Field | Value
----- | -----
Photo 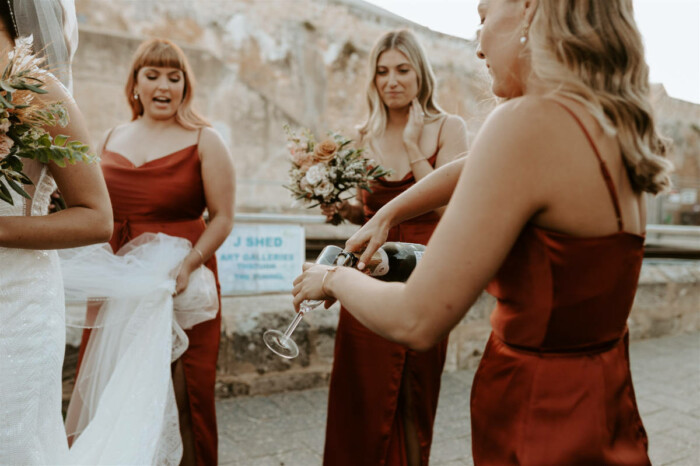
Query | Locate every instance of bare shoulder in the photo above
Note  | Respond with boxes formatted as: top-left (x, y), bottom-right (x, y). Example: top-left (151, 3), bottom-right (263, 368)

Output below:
top-left (488, 96), bottom-right (564, 131)
top-left (101, 122), bottom-right (134, 149)
top-left (199, 126), bottom-right (226, 148)
top-left (199, 126), bottom-right (231, 161)
top-left (438, 113), bottom-right (467, 140)
top-left (38, 73), bottom-right (74, 104)
top-left (476, 96), bottom-right (573, 161)
top-left (442, 113), bottom-right (467, 131)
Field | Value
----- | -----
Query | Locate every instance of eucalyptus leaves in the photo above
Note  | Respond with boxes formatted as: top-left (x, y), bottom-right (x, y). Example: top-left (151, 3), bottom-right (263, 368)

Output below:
top-left (0, 37), bottom-right (93, 205)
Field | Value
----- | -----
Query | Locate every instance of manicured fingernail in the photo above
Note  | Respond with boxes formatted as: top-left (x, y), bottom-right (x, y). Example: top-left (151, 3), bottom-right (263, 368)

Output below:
top-left (358, 262), bottom-right (365, 270)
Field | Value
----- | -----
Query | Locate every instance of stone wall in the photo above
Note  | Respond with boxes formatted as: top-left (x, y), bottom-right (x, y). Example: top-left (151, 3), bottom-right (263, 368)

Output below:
top-left (71, 0), bottom-right (493, 213)
top-left (70, 1), bottom-right (699, 219)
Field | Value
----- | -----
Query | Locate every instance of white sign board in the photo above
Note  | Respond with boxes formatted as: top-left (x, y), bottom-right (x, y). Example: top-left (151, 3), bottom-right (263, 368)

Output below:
top-left (680, 189), bottom-right (697, 205)
top-left (216, 224), bottom-right (305, 295)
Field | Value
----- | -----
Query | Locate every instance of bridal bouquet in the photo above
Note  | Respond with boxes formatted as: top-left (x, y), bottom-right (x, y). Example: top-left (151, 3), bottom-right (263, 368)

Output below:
top-left (284, 125), bottom-right (391, 225)
top-left (0, 38), bottom-right (92, 205)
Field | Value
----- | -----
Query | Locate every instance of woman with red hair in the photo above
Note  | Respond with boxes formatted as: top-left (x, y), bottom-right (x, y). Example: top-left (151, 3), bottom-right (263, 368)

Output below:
top-left (76, 38), bottom-right (235, 465)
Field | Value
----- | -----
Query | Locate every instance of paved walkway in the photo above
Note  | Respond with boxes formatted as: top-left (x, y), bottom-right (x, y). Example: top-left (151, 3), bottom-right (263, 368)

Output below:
top-left (217, 332), bottom-right (700, 465)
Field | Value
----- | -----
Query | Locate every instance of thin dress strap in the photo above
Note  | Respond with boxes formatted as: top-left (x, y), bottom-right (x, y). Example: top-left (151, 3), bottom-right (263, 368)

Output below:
top-left (550, 100), bottom-right (624, 231)
top-left (101, 127), bottom-right (116, 154)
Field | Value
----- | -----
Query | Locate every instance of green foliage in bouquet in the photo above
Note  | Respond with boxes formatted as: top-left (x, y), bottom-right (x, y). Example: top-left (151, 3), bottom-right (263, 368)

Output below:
top-left (284, 125), bottom-right (392, 225)
top-left (0, 38), bottom-right (94, 205)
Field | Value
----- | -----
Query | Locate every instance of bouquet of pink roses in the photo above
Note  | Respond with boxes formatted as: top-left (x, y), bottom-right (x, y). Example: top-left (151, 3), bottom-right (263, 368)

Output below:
top-left (284, 125), bottom-right (391, 225)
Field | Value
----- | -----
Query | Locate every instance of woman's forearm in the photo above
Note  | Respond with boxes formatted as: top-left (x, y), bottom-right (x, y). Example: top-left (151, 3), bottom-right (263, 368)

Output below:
top-left (0, 206), bottom-right (113, 249)
top-left (383, 157), bottom-right (465, 228)
top-left (326, 267), bottom-right (414, 342)
top-left (180, 214), bottom-right (233, 270)
top-left (404, 142), bottom-right (433, 181)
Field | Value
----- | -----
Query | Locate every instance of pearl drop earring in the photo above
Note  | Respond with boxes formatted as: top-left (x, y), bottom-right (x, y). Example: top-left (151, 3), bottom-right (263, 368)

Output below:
top-left (520, 24), bottom-right (529, 45)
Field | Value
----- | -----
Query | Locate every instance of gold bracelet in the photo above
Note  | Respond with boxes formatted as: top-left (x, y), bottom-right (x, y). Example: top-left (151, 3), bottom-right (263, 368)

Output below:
top-left (193, 246), bottom-right (205, 264)
top-left (409, 157), bottom-right (427, 165)
top-left (321, 266), bottom-right (339, 296)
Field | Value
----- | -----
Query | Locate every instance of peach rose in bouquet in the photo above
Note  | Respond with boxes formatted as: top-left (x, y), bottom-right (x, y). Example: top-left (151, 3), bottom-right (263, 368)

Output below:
top-left (313, 139), bottom-right (337, 163)
top-left (284, 125), bottom-right (391, 225)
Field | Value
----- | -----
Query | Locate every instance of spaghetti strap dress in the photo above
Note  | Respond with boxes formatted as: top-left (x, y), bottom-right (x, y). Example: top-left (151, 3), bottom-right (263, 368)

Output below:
top-left (76, 129), bottom-right (221, 466)
top-left (324, 131), bottom-right (449, 465)
top-left (472, 102), bottom-right (650, 465)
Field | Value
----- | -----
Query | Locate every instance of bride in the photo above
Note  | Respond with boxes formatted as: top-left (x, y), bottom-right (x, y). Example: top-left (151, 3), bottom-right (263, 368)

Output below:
top-left (1, 2), bottom-right (223, 465)
top-left (0, 0), bottom-right (113, 463)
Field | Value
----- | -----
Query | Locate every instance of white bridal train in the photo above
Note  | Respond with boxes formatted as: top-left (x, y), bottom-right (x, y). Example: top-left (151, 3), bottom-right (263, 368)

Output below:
top-left (61, 233), bottom-right (217, 464)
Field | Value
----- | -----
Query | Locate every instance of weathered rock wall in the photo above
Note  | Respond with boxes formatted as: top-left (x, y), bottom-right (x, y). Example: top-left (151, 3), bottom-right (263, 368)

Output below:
top-left (72, 0), bottom-right (492, 212)
top-left (71, 1), bottom-right (699, 217)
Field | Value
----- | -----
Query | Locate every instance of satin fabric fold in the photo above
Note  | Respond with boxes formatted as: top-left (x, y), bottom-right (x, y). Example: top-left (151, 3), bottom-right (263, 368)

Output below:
top-left (474, 101), bottom-right (650, 465)
top-left (324, 152), bottom-right (447, 466)
top-left (76, 144), bottom-right (222, 465)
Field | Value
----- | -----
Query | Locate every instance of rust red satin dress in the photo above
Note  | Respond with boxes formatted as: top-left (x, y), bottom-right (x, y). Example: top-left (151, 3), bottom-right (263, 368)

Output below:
top-left (324, 152), bottom-right (448, 466)
top-left (76, 139), bottom-right (221, 466)
top-left (473, 103), bottom-right (650, 464)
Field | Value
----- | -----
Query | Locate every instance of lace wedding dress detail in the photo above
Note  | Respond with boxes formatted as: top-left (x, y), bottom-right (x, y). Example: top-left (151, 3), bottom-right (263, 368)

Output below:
top-left (0, 161), bottom-right (69, 463)
top-left (0, 160), bottom-right (218, 465)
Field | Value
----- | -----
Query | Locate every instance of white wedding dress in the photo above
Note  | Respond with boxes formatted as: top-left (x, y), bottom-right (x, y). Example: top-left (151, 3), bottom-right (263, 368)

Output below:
top-left (0, 161), bottom-right (69, 463)
top-left (0, 160), bottom-right (218, 465)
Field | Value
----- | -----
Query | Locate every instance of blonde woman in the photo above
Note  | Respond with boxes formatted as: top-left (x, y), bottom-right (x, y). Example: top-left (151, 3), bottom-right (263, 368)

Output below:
top-left (75, 39), bottom-right (235, 465)
top-left (321, 29), bottom-right (468, 466)
top-left (295, 0), bottom-right (670, 463)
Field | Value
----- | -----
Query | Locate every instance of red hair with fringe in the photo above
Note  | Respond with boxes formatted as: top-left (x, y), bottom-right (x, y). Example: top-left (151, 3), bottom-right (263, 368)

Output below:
top-left (125, 38), bottom-right (210, 130)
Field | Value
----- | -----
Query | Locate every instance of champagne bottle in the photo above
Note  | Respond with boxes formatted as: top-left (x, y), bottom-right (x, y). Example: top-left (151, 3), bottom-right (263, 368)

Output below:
top-left (336, 242), bottom-right (426, 282)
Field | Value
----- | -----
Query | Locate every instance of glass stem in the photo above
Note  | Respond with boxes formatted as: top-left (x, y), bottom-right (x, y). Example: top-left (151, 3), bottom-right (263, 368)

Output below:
top-left (282, 302), bottom-right (309, 339)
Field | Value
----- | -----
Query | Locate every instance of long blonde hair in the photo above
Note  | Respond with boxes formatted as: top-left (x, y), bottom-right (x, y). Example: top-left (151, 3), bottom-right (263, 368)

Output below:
top-left (526, 0), bottom-right (672, 194)
top-left (125, 38), bottom-right (210, 130)
top-left (358, 30), bottom-right (445, 141)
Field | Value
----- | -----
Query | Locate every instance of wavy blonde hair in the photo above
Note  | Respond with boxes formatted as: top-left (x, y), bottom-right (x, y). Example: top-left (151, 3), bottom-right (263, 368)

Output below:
top-left (125, 38), bottom-right (210, 130)
top-left (527, 0), bottom-right (672, 194)
top-left (358, 29), bottom-right (445, 141)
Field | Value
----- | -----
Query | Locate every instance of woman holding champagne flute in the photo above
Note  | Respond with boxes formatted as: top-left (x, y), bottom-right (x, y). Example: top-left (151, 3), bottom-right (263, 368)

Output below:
top-left (296, 0), bottom-right (669, 463)
top-left (320, 29), bottom-right (468, 465)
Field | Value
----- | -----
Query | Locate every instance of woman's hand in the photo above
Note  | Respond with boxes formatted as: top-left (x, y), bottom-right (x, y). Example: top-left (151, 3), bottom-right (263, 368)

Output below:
top-left (345, 209), bottom-right (392, 270)
top-left (403, 98), bottom-right (425, 149)
top-left (174, 248), bottom-right (204, 296)
top-left (174, 261), bottom-right (196, 296)
top-left (321, 201), bottom-right (350, 223)
top-left (292, 263), bottom-right (335, 311)
top-left (321, 199), bottom-right (365, 225)
top-left (48, 190), bottom-right (66, 213)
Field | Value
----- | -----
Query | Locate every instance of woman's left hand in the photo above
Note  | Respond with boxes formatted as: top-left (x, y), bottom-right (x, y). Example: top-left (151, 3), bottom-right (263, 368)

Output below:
top-left (174, 262), bottom-right (195, 296)
top-left (292, 263), bottom-right (335, 311)
top-left (402, 98), bottom-right (425, 148)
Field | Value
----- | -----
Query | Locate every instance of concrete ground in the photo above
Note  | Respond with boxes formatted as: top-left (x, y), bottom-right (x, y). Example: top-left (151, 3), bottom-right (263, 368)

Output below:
top-left (217, 332), bottom-right (700, 465)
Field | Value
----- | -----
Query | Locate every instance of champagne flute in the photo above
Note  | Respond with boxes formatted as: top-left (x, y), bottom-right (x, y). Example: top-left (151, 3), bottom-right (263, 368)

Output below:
top-left (264, 245), bottom-right (345, 359)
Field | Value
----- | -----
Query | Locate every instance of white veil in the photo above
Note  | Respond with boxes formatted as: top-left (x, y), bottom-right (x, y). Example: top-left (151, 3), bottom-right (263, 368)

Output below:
top-left (11, 0), bottom-right (78, 93)
top-left (59, 233), bottom-right (219, 465)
